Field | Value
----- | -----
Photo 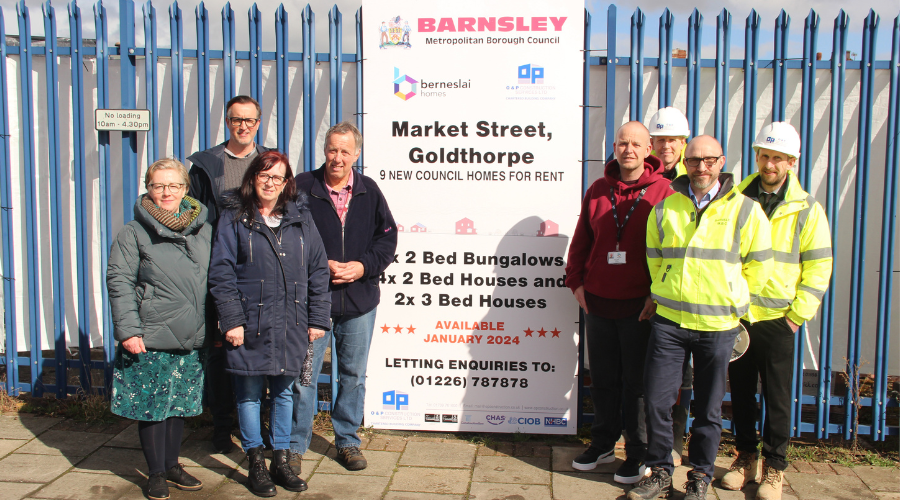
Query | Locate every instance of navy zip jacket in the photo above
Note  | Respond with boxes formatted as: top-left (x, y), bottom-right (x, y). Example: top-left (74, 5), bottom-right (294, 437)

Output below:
top-left (209, 191), bottom-right (331, 377)
top-left (295, 165), bottom-right (398, 318)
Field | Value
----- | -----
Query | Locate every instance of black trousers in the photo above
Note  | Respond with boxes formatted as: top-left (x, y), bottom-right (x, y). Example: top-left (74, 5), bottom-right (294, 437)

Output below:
top-left (729, 317), bottom-right (796, 471)
top-left (206, 342), bottom-right (234, 434)
top-left (644, 316), bottom-right (738, 480)
top-left (585, 311), bottom-right (650, 460)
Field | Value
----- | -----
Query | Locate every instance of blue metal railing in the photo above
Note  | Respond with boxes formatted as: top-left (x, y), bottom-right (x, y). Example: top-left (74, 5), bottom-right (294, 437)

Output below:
top-left (0, 2), bottom-right (896, 440)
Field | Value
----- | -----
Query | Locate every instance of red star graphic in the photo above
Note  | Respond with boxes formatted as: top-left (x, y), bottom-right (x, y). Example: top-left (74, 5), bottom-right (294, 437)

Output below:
top-left (381, 324), bottom-right (390, 333)
top-left (551, 328), bottom-right (561, 338)
top-left (393, 325), bottom-right (403, 333)
top-left (537, 328), bottom-right (547, 337)
top-left (407, 325), bottom-right (416, 334)
top-left (524, 328), bottom-right (533, 337)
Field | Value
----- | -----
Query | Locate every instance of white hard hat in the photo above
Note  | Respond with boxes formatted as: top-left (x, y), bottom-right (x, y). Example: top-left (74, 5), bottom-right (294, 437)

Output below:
top-left (753, 122), bottom-right (801, 158)
top-left (648, 107), bottom-right (691, 138)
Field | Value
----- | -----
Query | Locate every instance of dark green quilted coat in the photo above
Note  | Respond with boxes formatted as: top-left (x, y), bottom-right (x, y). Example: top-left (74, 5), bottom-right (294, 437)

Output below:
top-left (107, 196), bottom-right (212, 350)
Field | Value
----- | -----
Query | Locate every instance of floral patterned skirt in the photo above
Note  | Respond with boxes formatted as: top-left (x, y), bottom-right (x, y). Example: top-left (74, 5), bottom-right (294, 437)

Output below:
top-left (111, 345), bottom-right (206, 421)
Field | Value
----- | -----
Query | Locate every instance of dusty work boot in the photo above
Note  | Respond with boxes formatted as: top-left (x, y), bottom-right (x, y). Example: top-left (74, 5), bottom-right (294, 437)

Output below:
top-left (683, 471), bottom-right (710, 500)
top-left (756, 460), bottom-right (784, 500)
top-left (337, 446), bottom-right (368, 471)
top-left (720, 451), bottom-right (760, 490)
top-left (627, 466), bottom-right (672, 500)
top-left (246, 445), bottom-right (276, 497)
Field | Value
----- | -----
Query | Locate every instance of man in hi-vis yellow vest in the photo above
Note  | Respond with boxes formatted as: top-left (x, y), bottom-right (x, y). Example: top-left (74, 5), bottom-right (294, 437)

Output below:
top-left (721, 122), bottom-right (833, 500)
top-left (629, 136), bottom-right (773, 500)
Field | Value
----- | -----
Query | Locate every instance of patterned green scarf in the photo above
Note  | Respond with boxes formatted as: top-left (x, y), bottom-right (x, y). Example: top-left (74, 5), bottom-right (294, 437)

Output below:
top-left (141, 195), bottom-right (200, 232)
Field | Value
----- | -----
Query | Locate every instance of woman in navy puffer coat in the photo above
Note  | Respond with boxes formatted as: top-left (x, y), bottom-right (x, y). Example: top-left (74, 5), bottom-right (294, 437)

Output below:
top-left (209, 150), bottom-right (330, 497)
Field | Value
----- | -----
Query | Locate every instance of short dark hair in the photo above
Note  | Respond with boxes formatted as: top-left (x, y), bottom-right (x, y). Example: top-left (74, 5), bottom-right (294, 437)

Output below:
top-left (226, 95), bottom-right (261, 119)
top-left (236, 150), bottom-right (296, 219)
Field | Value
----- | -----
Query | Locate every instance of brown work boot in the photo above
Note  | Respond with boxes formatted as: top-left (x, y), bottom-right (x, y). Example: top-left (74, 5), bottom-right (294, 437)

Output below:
top-left (756, 460), bottom-right (784, 500)
top-left (720, 451), bottom-right (760, 490)
top-left (336, 446), bottom-right (368, 471)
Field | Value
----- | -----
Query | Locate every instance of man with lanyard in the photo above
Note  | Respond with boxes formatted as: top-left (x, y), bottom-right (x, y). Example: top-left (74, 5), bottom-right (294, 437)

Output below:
top-left (187, 95), bottom-right (269, 454)
top-left (648, 107), bottom-right (690, 181)
top-left (292, 122), bottom-right (398, 472)
top-left (722, 122), bottom-right (832, 500)
top-left (566, 121), bottom-right (673, 484)
top-left (630, 136), bottom-right (773, 500)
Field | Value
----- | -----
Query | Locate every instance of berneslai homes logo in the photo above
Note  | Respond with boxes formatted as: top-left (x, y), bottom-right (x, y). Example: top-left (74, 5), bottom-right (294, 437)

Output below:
top-left (393, 67), bottom-right (472, 101)
top-left (379, 15), bottom-right (413, 49)
top-left (506, 63), bottom-right (556, 101)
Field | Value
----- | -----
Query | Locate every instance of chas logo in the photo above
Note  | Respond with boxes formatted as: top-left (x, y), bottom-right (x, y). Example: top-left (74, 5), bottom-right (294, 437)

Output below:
top-left (485, 414), bottom-right (506, 425)
top-left (518, 64), bottom-right (544, 84)
top-left (382, 390), bottom-right (409, 410)
top-left (394, 68), bottom-right (418, 101)
top-left (544, 417), bottom-right (568, 427)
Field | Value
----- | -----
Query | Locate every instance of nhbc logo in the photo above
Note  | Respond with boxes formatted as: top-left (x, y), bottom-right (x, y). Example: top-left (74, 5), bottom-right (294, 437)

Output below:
top-left (394, 67), bottom-right (418, 101)
top-left (382, 390), bottom-right (409, 410)
top-left (544, 417), bottom-right (568, 427)
top-left (518, 64), bottom-right (544, 84)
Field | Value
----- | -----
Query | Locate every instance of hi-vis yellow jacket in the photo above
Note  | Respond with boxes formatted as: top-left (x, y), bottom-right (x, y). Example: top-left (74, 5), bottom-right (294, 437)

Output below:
top-left (738, 171), bottom-right (833, 324)
top-left (646, 173), bottom-right (774, 331)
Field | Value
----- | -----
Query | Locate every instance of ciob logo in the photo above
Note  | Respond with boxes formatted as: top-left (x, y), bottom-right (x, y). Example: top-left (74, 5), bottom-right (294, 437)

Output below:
top-left (508, 416), bottom-right (541, 426)
top-left (518, 64), bottom-right (544, 84)
top-left (382, 390), bottom-right (409, 410)
top-left (486, 415), bottom-right (506, 425)
top-left (394, 67), bottom-right (418, 101)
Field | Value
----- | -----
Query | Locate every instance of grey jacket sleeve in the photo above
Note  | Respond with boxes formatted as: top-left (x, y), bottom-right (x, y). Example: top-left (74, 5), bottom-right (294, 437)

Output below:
top-left (106, 224), bottom-right (143, 342)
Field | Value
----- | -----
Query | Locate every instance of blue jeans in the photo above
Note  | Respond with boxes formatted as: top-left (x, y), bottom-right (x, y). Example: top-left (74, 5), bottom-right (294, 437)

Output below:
top-left (290, 308), bottom-right (377, 453)
top-left (234, 374), bottom-right (295, 452)
top-left (644, 315), bottom-right (738, 481)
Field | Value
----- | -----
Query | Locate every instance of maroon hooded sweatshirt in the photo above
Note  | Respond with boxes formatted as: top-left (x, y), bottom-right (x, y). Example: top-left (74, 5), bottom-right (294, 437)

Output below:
top-left (565, 154), bottom-right (674, 318)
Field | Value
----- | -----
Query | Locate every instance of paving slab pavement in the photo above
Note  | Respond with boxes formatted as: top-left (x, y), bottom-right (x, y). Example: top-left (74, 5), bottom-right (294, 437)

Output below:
top-left (0, 414), bottom-right (895, 500)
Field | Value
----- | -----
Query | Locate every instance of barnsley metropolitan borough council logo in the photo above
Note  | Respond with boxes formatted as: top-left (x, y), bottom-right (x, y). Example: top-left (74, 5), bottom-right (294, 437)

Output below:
top-left (394, 67), bottom-right (418, 101)
top-left (379, 15), bottom-right (412, 49)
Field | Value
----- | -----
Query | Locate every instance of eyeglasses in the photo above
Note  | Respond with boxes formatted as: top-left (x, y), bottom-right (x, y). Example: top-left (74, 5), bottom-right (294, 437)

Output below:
top-left (147, 183), bottom-right (185, 194)
top-left (257, 172), bottom-right (286, 186)
top-left (227, 117), bottom-right (260, 127)
top-left (684, 156), bottom-right (723, 168)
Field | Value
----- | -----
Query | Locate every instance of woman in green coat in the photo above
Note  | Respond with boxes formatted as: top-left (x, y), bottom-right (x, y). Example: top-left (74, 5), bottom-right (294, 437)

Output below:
top-left (107, 158), bottom-right (212, 500)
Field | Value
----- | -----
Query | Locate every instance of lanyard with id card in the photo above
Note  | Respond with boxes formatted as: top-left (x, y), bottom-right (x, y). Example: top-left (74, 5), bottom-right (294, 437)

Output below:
top-left (607, 186), bottom-right (646, 265)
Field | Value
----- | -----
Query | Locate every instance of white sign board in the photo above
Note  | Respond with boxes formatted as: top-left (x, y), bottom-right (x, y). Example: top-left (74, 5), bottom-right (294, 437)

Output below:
top-left (94, 109), bottom-right (151, 131)
top-left (362, 0), bottom-right (584, 434)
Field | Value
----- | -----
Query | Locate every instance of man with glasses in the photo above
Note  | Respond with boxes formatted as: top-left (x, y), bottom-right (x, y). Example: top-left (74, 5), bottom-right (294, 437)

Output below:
top-left (629, 136), bottom-right (773, 500)
top-left (188, 95), bottom-right (270, 454)
top-left (291, 122), bottom-right (397, 472)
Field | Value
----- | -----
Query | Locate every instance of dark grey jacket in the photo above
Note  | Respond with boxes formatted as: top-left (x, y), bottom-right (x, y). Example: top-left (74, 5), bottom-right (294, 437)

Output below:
top-left (107, 196), bottom-right (213, 350)
top-left (187, 142), bottom-right (271, 226)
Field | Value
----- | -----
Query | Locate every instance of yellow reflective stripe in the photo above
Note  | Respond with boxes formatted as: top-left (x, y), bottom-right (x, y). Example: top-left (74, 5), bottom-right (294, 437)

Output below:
top-left (655, 204), bottom-right (666, 244)
top-left (800, 247), bottom-right (832, 262)
top-left (743, 248), bottom-right (774, 264)
top-left (773, 251), bottom-right (799, 264)
top-left (753, 296), bottom-right (794, 308)
top-left (659, 247), bottom-right (741, 262)
top-left (652, 293), bottom-right (749, 318)
top-left (798, 283), bottom-right (827, 300)
top-left (734, 195), bottom-right (754, 254)
top-left (647, 247), bottom-right (663, 258)
top-left (791, 196), bottom-right (816, 255)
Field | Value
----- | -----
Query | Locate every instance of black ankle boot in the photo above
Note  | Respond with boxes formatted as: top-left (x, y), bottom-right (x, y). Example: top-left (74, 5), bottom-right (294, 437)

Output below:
top-left (246, 446), bottom-right (276, 497)
top-left (270, 449), bottom-right (308, 492)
